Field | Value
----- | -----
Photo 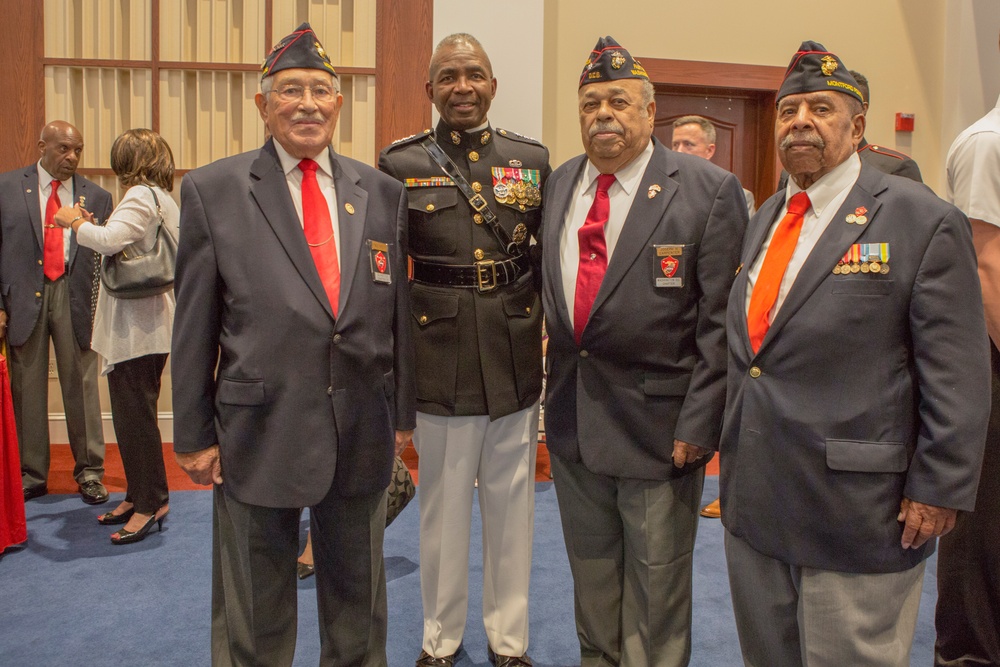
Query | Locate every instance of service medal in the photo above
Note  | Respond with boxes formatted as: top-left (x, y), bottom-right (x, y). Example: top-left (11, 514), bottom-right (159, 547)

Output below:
top-left (494, 182), bottom-right (510, 200)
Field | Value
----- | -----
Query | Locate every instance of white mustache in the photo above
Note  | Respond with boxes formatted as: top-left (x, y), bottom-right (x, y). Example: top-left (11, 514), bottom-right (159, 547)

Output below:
top-left (589, 121), bottom-right (623, 138)
top-left (780, 133), bottom-right (825, 150)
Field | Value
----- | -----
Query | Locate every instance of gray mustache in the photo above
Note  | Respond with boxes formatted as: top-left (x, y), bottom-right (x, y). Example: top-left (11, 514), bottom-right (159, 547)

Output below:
top-left (779, 133), bottom-right (825, 150)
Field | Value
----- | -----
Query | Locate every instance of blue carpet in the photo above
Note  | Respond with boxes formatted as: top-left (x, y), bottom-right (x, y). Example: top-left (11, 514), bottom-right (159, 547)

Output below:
top-left (0, 478), bottom-right (937, 666)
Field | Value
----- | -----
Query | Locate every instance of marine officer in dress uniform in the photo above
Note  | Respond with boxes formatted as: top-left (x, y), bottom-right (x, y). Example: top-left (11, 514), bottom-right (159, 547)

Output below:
top-left (851, 70), bottom-right (923, 182)
top-left (378, 32), bottom-right (550, 667)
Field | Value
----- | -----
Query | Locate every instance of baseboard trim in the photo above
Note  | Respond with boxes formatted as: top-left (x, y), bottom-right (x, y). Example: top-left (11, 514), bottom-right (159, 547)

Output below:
top-left (47, 412), bottom-right (174, 444)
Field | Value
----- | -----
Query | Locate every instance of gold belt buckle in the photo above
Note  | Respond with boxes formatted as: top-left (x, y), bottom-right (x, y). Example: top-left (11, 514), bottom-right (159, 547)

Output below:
top-left (469, 194), bottom-right (488, 212)
top-left (475, 259), bottom-right (497, 292)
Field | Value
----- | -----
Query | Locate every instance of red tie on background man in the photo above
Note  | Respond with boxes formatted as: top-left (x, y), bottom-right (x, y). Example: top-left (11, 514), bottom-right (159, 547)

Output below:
top-left (574, 173), bottom-right (616, 344)
top-left (298, 159), bottom-right (341, 315)
top-left (747, 191), bottom-right (811, 352)
top-left (43, 179), bottom-right (65, 281)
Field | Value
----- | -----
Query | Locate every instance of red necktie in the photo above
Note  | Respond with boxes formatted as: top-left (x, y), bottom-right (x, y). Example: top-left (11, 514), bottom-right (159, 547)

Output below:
top-left (574, 173), bottom-right (616, 344)
top-left (747, 191), bottom-right (811, 352)
top-left (298, 159), bottom-right (341, 315)
top-left (43, 179), bottom-right (65, 281)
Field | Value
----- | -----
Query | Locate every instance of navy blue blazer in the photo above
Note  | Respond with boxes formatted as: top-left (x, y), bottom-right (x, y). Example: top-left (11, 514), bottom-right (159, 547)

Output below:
top-left (0, 165), bottom-right (113, 348)
top-left (171, 140), bottom-right (415, 507)
top-left (721, 165), bottom-right (990, 573)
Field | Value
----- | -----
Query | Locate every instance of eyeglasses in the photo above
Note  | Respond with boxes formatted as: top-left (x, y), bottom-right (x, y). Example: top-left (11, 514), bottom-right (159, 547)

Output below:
top-left (269, 84), bottom-right (337, 103)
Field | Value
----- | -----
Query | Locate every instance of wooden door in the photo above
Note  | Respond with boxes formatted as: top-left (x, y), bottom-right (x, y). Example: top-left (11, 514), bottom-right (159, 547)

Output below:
top-left (637, 57), bottom-right (786, 210)
top-left (654, 86), bottom-right (778, 206)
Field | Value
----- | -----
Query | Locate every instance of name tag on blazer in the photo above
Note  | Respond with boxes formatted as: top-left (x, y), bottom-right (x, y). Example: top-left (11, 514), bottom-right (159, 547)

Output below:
top-left (654, 244), bottom-right (685, 288)
top-left (369, 240), bottom-right (391, 284)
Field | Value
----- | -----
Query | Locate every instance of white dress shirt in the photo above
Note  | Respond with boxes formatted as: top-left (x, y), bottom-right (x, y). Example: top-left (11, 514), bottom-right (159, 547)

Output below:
top-left (560, 141), bottom-right (655, 330)
top-left (273, 140), bottom-right (342, 268)
top-left (745, 152), bottom-right (861, 320)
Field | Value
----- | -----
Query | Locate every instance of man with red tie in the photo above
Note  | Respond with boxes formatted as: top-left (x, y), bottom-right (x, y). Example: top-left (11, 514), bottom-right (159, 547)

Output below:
top-left (172, 24), bottom-right (414, 665)
top-left (720, 41), bottom-right (990, 665)
top-left (539, 37), bottom-right (747, 666)
top-left (0, 121), bottom-right (113, 505)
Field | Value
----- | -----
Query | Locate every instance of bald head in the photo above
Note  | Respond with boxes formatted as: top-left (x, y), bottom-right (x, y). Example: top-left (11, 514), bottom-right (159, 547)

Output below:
top-left (38, 121), bottom-right (84, 182)
top-left (429, 33), bottom-right (493, 80)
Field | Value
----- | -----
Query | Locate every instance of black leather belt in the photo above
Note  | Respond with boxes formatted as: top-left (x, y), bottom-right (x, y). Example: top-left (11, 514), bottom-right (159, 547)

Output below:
top-left (411, 255), bottom-right (529, 292)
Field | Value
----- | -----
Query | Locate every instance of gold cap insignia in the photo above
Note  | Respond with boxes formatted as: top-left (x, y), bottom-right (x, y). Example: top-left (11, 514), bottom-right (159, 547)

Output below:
top-left (820, 55), bottom-right (838, 76)
top-left (611, 51), bottom-right (626, 70)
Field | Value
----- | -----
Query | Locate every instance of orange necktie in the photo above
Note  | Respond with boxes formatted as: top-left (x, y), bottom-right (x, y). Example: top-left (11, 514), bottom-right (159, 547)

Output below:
top-left (298, 159), bottom-right (341, 315)
top-left (43, 179), bottom-right (65, 281)
top-left (747, 191), bottom-right (811, 352)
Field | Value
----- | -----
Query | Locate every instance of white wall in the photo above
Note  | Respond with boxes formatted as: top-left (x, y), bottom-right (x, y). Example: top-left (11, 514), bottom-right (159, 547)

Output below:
top-left (941, 0), bottom-right (1000, 181)
top-left (432, 0), bottom-right (545, 141)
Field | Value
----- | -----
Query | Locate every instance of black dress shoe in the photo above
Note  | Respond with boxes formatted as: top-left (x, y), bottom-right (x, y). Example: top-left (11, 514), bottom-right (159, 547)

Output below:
top-left (297, 562), bottom-right (315, 580)
top-left (415, 650), bottom-right (455, 666)
top-left (488, 646), bottom-right (533, 667)
top-left (79, 480), bottom-right (109, 505)
top-left (23, 485), bottom-right (47, 501)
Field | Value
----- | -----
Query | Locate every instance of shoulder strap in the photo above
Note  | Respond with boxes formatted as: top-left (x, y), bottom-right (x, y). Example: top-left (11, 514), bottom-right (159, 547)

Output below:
top-left (418, 134), bottom-right (519, 256)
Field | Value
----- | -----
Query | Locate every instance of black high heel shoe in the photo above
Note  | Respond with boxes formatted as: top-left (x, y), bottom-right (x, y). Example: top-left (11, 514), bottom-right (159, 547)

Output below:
top-left (97, 507), bottom-right (135, 525)
top-left (110, 510), bottom-right (167, 545)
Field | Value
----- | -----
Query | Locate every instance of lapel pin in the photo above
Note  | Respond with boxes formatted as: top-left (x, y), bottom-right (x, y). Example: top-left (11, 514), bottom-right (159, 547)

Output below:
top-left (345, 203), bottom-right (355, 215)
top-left (648, 184), bottom-right (662, 199)
top-left (25, 189), bottom-right (31, 194)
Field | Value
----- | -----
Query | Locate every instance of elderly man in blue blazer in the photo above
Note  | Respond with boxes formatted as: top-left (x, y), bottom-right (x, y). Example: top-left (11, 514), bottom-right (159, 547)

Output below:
top-left (171, 24), bottom-right (415, 666)
top-left (720, 41), bottom-right (990, 666)
top-left (541, 37), bottom-right (747, 666)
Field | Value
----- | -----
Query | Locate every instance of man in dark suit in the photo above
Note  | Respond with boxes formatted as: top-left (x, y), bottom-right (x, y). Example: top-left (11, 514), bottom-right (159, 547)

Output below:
top-left (171, 24), bottom-right (414, 666)
top-left (541, 37), bottom-right (746, 666)
top-left (379, 33), bottom-right (549, 667)
top-left (0, 120), bottom-right (113, 504)
top-left (721, 41), bottom-right (990, 666)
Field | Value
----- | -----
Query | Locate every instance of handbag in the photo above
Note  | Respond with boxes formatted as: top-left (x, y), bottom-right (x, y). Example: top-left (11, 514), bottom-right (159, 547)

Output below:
top-left (101, 185), bottom-right (177, 299)
top-left (385, 455), bottom-right (415, 527)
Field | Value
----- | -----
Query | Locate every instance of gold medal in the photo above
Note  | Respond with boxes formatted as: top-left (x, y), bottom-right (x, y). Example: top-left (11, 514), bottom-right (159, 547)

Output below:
top-left (850, 263), bottom-right (860, 273)
top-left (869, 261), bottom-right (881, 273)
top-left (832, 264), bottom-right (842, 275)
top-left (512, 181), bottom-right (526, 199)
top-left (860, 262), bottom-right (870, 273)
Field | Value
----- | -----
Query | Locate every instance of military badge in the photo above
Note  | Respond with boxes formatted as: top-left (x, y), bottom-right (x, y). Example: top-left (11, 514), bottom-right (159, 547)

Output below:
top-left (509, 159), bottom-right (522, 168)
top-left (512, 223), bottom-right (528, 244)
top-left (820, 55), bottom-right (838, 76)
top-left (481, 130), bottom-right (491, 145)
top-left (369, 240), bottom-right (391, 284)
top-left (451, 131), bottom-right (461, 145)
top-left (611, 51), bottom-right (627, 70)
top-left (654, 245), bottom-right (684, 287)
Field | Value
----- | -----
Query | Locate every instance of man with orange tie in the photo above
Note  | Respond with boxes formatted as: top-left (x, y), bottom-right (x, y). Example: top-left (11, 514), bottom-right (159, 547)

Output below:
top-left (720, 41), bottom-right (990, 665)
top-left (540, 37), bottom-right (746, 666)
top-left (171, 24), bottom-right (414, 665)
top-left (0, 120), bottom-right (113, 505)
